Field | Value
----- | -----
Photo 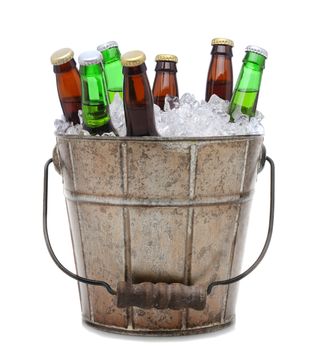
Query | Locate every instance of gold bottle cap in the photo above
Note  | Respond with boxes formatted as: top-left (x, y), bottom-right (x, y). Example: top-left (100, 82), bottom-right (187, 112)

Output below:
top-left (211, 38), bottom-right (234, 47)
top-left (51, 48), bottom-right (74, 65)
top-left (155, 54), bottom-right (178, 63)
top-left (121, 50), bottom-right (146, 67)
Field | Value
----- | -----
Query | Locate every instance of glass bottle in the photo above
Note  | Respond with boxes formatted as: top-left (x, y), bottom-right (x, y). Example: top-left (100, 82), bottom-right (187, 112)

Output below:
top-left (97, 41), bottom-right (123, 103)
top-left (229, 45), bottom-right (268, 121)
top-left (121, 50), bottom-right (159, 136)
top-left (152, 54), bottom-right (179, 110)
top-left (51, 48), bottom-right (81, 124)
top-left (78, 50), bottom-right (117, 135)
top-left (205, 38), bottom-right (233, 102)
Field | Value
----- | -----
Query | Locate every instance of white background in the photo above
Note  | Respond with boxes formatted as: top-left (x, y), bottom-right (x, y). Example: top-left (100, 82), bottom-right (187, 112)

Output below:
top-left (1, 0), bottom-right (320, 348)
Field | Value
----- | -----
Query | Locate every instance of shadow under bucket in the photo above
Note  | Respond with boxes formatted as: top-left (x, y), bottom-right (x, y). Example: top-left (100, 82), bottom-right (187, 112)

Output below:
top-left (43, 134), bottom-right (274, 336)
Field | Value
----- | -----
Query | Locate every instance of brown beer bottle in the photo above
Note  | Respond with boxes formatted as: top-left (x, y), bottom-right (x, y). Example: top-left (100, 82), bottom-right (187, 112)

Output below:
top-left (205, 38), bottom-right (234, 102)
top-left (152, 54), bottom-right (179, 110)
top-left (121, 50), bottom-right (159, 136)
top-left (51, 48), bottom-right (81, 124)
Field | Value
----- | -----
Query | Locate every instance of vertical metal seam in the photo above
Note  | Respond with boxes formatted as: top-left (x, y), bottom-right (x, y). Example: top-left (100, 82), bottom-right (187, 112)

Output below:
top-left (189, 144), bottom-right (198, 199)
top-left (121, 143), bottom-right (134, 329)
top-left (121, 143), bottom-right (128, 195)
top-left (239, 141), bottom-right (249, 194)
top-left (68, 141), bottom-right (93, 321)
top-left (183, 144), bottom-right (198, 330)
top-left (222, 140), bottom-right (249, 323)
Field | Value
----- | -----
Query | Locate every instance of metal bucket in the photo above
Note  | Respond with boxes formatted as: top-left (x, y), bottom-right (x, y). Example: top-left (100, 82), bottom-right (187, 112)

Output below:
top-left (43, 134), bottom-right (274, 336)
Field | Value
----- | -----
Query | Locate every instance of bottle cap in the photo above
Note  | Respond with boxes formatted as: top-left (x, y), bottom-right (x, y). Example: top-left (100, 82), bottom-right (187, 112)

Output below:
top-left (78, 50), bottom-right (103, 66)
top-left (121, 50), bottom-right (146, 67)
top-left (51, 48), bottom-right (74, 65)
top-left (155, 54), bottom-right (178, 63)
top-left (245, 45), bottom-right (268, 58)
top-left (97, 41), bottom-right (119, 52)
top-left (211, 38), bottom-right (234, 47)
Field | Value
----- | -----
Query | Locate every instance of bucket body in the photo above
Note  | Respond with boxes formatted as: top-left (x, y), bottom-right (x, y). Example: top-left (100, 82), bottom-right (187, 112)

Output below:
top-left (55, 134), bottom-right (263, 335)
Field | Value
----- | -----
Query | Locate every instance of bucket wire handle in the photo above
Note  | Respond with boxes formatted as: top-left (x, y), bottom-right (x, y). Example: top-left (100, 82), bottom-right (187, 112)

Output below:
top-left (206, 155), bottom-right (275, 295)
top-left (43, 151), bottom-right (275, 310)
top-left (43, 158), bottom-right (117, 296)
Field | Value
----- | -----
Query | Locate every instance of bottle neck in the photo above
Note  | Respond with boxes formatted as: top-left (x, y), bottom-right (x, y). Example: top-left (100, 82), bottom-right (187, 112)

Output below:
top-left (211, 45), bottom-right (233, 57)
top-left (234, 52), bottom-right (266, 91)
top-left (123, 63), bottom-right (147, 76)
top-left (235, 62), bottom-right (263, 92)
top-left (53, 59), bottom-right (77, 73)
top-left (80, 63), bottom-right (103, 76)
top-left (101, 47), bottom-right (121, 63)
top-left (243, 52), bottom-right (266, 69)
top-left (155, 61), bottom-right (177, 73)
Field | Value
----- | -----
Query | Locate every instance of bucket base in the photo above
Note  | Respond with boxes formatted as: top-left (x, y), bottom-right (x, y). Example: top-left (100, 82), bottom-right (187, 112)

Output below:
top-left (83, 316), bottom-right (235, 337)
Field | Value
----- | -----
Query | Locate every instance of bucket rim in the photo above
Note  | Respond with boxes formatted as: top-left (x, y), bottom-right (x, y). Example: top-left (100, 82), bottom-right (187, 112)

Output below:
top-left (55, 133), bottom-right (264, 143)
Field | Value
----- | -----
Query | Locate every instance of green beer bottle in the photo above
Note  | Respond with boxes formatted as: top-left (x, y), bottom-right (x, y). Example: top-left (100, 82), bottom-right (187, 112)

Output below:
top-left (97, 41), bottom-right (123, 103)
top-left (229, 45), bottom-right (268, 121)
top-left (78, 50), bottom-right (117, 135)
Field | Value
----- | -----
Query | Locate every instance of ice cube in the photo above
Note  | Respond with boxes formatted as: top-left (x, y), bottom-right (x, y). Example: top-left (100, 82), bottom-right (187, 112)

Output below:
top-left (101, 132), bottom-right (117, 137)
top-left (109, 93), bottom-right (126, 136)
top-left (208, 94), bottom-right (223, 106)
top-left (55, 92), bottom-right (264, 137)
top-left (164, 95), bottom-right (180, 111)
top-left (54, 117), bottom-right (71, 134)
top-left (65, 124), bottom-right (86, 135)
top-left (154, 93), bottom-right (264, 137)
top-left (78, 109), bottom-right (83, 125)
top-left (179, 93), bottom-right (199, 109)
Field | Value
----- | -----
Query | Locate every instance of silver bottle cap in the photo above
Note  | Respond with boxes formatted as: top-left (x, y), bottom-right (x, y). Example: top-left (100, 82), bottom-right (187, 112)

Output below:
top-left (97, 41), bottom-right (119, 52)
top-left (78, 50), bottom-right (103, 65)
top-left (245, 45), bottom-right (268, 58)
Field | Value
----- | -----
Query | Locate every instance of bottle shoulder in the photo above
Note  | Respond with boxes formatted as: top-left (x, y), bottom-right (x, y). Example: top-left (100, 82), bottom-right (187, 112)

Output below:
top-left (80, 64), bottom-right (103, 76)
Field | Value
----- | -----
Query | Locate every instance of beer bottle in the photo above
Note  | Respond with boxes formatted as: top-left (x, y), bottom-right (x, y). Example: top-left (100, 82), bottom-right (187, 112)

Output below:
top-left (229, 45), bottom-right (268, 121)
top-left (121, 50), bottom-right (159, 136)
top-left (205, 38), bottom-right (234, 102)
top-left (78, 50), bottom-right (117, 135)
top-left (97, 41), bottom-right (123, 103)
top-left (51, 48), bottom-right (81, 124)
top-left (152, 54), bottom-right (179, 110)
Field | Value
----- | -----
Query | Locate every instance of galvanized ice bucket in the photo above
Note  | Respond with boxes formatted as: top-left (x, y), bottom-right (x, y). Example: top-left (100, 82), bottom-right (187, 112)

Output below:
top-left (43, 134), bottom-right (274, 336)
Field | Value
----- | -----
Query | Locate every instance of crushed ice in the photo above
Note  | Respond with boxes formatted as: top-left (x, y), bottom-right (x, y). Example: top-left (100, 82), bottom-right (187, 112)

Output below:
top-left (54, 93), bottom-right (264, 137)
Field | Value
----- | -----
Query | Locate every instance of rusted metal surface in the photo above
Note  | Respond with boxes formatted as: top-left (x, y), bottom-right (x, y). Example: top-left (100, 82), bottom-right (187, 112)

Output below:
top-left (117, 282), bottom-right (207, 310)
top-left (55, 134), bottom-right (263, 335)
top-left (82, 317), bottom-right (234, 336)
top-left (52, 145), bottom-right (61, 175)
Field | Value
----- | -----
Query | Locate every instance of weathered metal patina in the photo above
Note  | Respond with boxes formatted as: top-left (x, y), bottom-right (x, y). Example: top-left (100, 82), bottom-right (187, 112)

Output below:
top-left (52, 134), bottom-right (265, 335)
